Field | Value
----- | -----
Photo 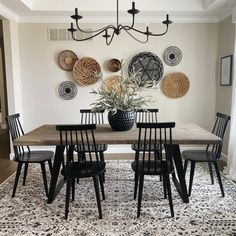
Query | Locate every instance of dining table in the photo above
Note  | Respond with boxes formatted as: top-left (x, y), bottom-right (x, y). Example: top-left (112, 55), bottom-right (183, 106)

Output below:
top-left (13, 123), bottom-right (222, 204)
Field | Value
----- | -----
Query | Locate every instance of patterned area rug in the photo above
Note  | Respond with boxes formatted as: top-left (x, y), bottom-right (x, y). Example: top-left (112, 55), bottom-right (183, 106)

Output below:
top-left (0, 160), bottom-right (236, 236)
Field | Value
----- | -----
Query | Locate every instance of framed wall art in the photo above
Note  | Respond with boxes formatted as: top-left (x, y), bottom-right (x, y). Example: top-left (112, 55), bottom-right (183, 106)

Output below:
top-left (220, 55), bottom-right (233, 86)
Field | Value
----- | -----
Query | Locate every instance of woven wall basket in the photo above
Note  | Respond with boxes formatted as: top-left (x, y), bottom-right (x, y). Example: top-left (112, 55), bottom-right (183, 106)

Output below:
top-left (162, 72), bottom-right (190, 98)
top-left (107, 59), bottom-right (121, 72)
top-left (103, 75), bottom-right (123, 93)
top-left (58, 50), bottom-right (78, 71)
top-left (73, 57), bottom-right (101, 85)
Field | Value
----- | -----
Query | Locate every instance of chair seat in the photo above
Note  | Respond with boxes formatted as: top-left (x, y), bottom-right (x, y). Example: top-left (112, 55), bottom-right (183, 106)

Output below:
top-left (75, 144), bottom-right (108, 152)
top-left (131, 160), bottom-right (173, 175)
top-left (14, 150), bottom-right (54, 163)
top-left (61, 161), bottom-right (106, 178)
top-left (131, 143), bottom-right (162, 152)
top-left (182, 150), bottom-right (218, 162)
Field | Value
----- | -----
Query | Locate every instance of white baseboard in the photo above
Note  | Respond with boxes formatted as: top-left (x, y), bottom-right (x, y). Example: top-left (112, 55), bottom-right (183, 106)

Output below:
top-left (221, 152), bottom-right (228, 163)
top-left (9, 153), bottom-right (14, 160)
top-left (107, 145), bottom-right (133, 153)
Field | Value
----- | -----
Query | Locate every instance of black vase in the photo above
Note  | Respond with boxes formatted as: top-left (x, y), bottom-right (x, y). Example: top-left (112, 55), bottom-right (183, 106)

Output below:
top-left (108, 110), bottom-right (135, 131)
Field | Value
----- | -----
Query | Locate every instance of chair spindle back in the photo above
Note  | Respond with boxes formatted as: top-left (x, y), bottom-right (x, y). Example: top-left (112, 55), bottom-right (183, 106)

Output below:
top-left (6, 113), bottom-right (30, 157)
top-left (206, 112), bottom-right (230, 158)
top-left (56, 124), bottom-right (101, 175)
top-left (80, 109), bottom-right (105, 124)
top-left (136, 122), bottom-right (175, 174)
top-left (136, 109), bottom-right (159, 123)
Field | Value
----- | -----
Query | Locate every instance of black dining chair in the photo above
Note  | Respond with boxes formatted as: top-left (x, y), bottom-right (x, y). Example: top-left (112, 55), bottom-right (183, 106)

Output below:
top-left (132, 122), bottom-right (175, 218)
top-left (132, 109), bottom-right (161, 197)
top-left (182, 112), bottom-right (230, 197)
top-left (78, 109), bottom-right (107, 182)
top-left (56, 124), bottom-right (106, 220)
top-left (6, 113), bottom-right (53, 198)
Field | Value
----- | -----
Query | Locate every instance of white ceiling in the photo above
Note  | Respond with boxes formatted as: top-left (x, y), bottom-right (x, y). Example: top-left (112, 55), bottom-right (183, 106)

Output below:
top-left (0, 0), bottom-right (235, 23)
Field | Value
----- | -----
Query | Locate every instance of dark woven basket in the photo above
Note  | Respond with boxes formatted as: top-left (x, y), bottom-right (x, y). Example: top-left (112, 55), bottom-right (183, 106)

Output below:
top-left (108, 110), bottom-right (135, 131)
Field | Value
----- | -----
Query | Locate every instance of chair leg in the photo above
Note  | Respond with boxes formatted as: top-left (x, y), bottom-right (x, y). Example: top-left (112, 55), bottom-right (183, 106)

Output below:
top-left (188, 161), bottom-right (196, 197)
top-left (183, 159), bottom-right (188, 175)
top-left (154, 151), bottom-right (162, 182)
top-left (137, 174), bottom-right (144, 218)
top-left (134, 172), bottom-right (139, 200)
top-left (162, 173), bottom-right (167, 199)
top-left (214, 162), bottom-right (225, 197)
top-left (12, 162), bottom-right (23, 198)
top-left (40, 162), bottom-right (48, 196)
top-left (72, 178), bottom-right (75, 201)
top-left (99, 152), bottom-right (105, 183)
top-left (164, 172), bottom-right (174, 217)
top-left (99, 174), bottom-right (105, 200)
top-left (208, 162), bottom-right (214, 185)
top-left (23, 163), bottom-right (28, 186)
top-left (65, 178), bottom-right (72, 220)
top-left (93, 176), bottom-right (102, 219)
top-left (48, 160), bottom-right (53, 175)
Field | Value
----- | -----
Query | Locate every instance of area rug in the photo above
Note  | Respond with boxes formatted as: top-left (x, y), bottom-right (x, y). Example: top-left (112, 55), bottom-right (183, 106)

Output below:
top-left (0, 160), bottom-right (236, 236)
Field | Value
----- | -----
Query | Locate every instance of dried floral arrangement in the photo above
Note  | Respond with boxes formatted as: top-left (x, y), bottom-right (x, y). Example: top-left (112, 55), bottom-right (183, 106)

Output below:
top-left (90, 62), bottom-right (153, 113)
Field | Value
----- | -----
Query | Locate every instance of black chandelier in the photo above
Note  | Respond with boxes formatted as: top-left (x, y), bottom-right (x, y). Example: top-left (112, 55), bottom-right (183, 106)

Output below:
top-left (68, 0), bottom-right (173, 45)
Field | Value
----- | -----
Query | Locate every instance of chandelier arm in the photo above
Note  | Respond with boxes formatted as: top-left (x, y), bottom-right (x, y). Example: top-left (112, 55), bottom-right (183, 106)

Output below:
top-left (75, 20), bottom-right (116, 33)
top-left (130, 24), bottom-right (169, 37)
top-left (105, 30), bottom-right (116, 45)
top-left (148, 25), bottom-right (169, 36)
top-left (131, 14), bottom-right (135, 28)
top-left (119, 14), bottom-right (135, 31)
top-left (122, 27), bottom-right (149, 43)
top-left (71, 27), bottom-right (109, 41)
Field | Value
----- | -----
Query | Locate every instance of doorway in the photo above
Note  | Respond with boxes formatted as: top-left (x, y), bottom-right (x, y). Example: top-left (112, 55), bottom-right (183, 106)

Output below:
top-left (0, 19), bottom-right (10, 159)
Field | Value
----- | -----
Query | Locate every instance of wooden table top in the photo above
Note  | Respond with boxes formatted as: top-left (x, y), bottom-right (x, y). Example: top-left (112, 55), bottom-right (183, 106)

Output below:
top-left (13, 124), bottom-right (222, 146)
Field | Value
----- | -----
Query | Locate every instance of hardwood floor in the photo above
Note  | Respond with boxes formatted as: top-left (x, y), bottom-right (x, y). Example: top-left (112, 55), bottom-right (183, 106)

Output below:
top-left (0, 128), bottom-right (10, 159)
top-left (0, 127), bottom-right (14, 184)
top-left (0, 159), bottom-right (16, 184)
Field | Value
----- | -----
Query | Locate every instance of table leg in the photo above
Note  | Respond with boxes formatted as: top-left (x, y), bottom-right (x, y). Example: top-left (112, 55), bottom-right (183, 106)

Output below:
top-left (172, 144), bottom-right (189, 203)
top-left (47, 145), bottom-right (64, 204)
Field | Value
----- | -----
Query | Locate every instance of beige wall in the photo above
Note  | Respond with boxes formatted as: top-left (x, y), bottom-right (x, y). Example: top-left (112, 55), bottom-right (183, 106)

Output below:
top-left (216, 16), bottom-right (235, 155)
top-left (3, 19), bottom-right (23, 117)
top-left (18, 23), bottom-right (219, 138)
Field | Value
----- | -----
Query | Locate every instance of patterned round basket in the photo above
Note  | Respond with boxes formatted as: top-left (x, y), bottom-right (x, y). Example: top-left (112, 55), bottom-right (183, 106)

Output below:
top-left (162, 72), bottom-right (190, 98)
top-left (163, 46), bottom-right (182, 66)
top-left (73, 57), bottom-right (101, 85)
top-left (128, 52), bottom-right (164, 87)
top-left (58, 81), bottom-right (78, 100)
top-left (58, 50), bottom-right (78, 71)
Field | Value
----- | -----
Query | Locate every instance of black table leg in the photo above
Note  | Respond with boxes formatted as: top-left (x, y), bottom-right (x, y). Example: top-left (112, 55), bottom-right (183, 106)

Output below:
top-left (47, 145), bottom-right (64, 204)
top-left (171, 144), bottom-right (189, 203)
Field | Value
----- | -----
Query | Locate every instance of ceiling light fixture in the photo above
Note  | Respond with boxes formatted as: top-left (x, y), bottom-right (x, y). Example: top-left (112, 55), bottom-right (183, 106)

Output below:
top-left (68, 0), bottom-right (173, 45)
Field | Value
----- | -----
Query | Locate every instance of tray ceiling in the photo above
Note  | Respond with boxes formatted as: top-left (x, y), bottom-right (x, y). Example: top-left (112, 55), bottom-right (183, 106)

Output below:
top-left (0, 0), bottom-right (235, 23)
